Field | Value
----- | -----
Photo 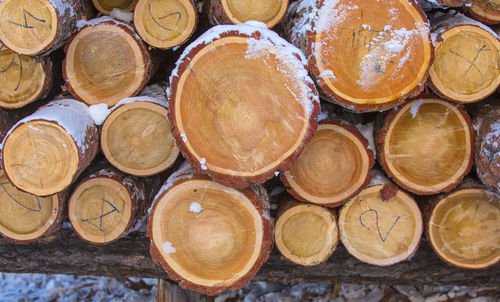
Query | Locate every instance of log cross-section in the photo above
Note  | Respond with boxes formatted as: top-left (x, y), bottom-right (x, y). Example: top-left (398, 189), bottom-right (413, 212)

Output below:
top-left (93, 0), bottom-right (139, 15)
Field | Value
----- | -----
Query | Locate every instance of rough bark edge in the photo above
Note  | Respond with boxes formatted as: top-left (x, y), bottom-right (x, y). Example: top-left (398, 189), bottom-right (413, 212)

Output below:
top-left (423, 180), bottom-right (500, 270)
top-left (374, 97), bottom-right (475, 195)
top-left (167, 28), bottom-right (320, 189)
top-left (147, 167), bottom-right (274, 296)
top-left (69, 161), bottom-right (159, 245)
top-left (428, 11), bottom-right (500, 103)
top-left (280, 120), bottom-right (374, 208)
top-left (284, 0), bottom-right (433, 112)
top-left (207, 0), bottom-right (288, 29)
top-left (62, 17), bottom-right (153, 106)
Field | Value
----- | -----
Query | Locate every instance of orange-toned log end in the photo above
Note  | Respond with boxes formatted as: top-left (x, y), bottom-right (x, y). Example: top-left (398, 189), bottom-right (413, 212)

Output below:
top-left (0, 45), bottom-right (52, 109)
top-left (427, 187), bottom-right (500, 269)
top-left (168, 23), bottom-right (319, 188)
top-left (134, 0), bottom-right (198, 49)
top-left (429, 11), bottom-right (500, 103)
top-left (0, 0), bottom-right (90, 56)
top-left (147, 163), bottom-right (273, 296)
top-left (473, 101), bottom-right (500, 193)
top-left (1, 99), bottom-right (99, 197)
top-left (375, 98), bottom-right (474, 195)
top-left (208, 0), bottom-right (289, 29)
top-left (280, 121), bottom-right (374, 207)
top-left (63, 17), bottom-right (153, 106)
top-left (284, 0), bottom-right (432, 112)
top-left (339, 184), bottom-right (423, 266)
top-left (275, 202), bottom-right (338, 266)
top-left (93, 0), bottom-right (138, 15)
top-left (68, 163), bottom-right (150, 245)
top-left (0, 169), bottom-right (66, 244)
top-left (467, 0), bottom-right (500, 24)
top-left (101, 98), bottom-right (179, 177)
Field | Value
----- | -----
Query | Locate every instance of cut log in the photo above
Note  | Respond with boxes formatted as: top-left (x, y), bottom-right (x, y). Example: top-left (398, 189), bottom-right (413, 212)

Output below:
top-left (68, 161), bottom-right (159, 245)
top-left (206, 0), bottom-right (289, 29)
top-left (426, 184), bottom-right (500, 269)
top-left (283, 0), bottom-right (432, 112)
top-left (1, 99), bottom-right (99, 196)
top-left (93, 0), bottom-right (138, 15)
top-left (280, 121), bottom-right (374, 207)
top-left (101, 96), bottom-right (179, 177)
top-left (0, 44), bottom-right (53, 109)
top-left (0, 0), bottom-right (92, 56)
top-left (275, 202), bottom-right (338, 266)
top-left (63, 17), bottom-right (153, 106)
top-left (471, 100), bottom-right (500, 193)
top-left (168, 23), bottom-right (320, 188)
top-left (134, 0), bottom-right (198, 49)
top-left (374, 98), bottom-right (474, 195)
top-left (0, 169), bottom-right (67, 244)
top-left (418, 0), bottom-right (466, 6)
top-left (338, 174), bottom-right (423, 266)
top-left (148, 163), bottom-right (273, 295)
top-left (467, 0), bottom-right (500, 24)
top-left (429, 11), bottom-right (500, 103)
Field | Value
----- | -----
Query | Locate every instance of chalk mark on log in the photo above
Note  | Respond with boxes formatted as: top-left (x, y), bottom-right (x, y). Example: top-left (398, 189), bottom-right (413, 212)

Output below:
top-left (80, 197), bottom-right (120, 232)
top-left (148, 4), bottom-right (181, 32)
top-left (8, 8), bottom-right (46, 29)
top-left (448, 45), bottom-right (490, 86)
top-left (0, 53), bottom-right (23, 91)
top-left (359, 209), bottom-right (400, 242)
top-left (0, 182), bottom-right (41, 212)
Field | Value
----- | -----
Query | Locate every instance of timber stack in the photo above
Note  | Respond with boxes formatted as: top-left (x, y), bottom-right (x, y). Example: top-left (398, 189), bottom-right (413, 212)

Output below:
top-left (0, 0), bottom-right (498, 297)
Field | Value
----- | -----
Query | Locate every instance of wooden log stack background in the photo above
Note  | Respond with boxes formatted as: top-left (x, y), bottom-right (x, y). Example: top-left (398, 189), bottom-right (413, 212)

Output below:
top-left (0, 0), bottom-right (498, 296)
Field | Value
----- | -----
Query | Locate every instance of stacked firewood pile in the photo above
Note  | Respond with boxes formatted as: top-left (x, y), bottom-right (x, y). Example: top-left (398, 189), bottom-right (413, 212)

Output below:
top-left (0, 0), bottom-right (498, 296)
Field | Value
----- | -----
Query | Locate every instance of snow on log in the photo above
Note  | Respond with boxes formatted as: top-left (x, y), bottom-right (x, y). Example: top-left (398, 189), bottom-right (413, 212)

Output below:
top-left (429, 10), bottom-right (500, 103)
top-left (68, 161), bottom-right (160, 245)
top-left (207, 0), bottom-right (289, 29)
top-left (167, 22), bottom-right (319, 188)
top-left (0, 169), bottom-right (67, 244)
top-left (283, 0), bottom-right (432, 112)
top-left (426, 181), bottom-right (500, 269)
top-left (93, 0), bottom-right (138, 15)
top-left (147, 162), bottom-right (273, 295)
top-left (374, 98), bottom-right (474, 195)
top-left (63, 17), bottom-right (153, 106)
top-left (338, 173), bottom-right (423, 266)
top-left (280, 120), bottom-right (374, 208)
top-left (471, 100), bottom-right (500, 193)
top-left (134, 0), bottom-right (198, 49)
top-left (1, 99), bottom-right (99, 196)
top-left (0, 0), bottom-right (92, 56)
top-left (101, 94), bottom-right (179, 177)
top-left (275, 201), bottom-right (338, 266)
top-left (466, 0), bottom-right (500, 24)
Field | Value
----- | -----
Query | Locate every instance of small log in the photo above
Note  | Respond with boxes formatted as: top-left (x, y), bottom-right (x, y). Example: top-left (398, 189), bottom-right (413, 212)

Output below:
top-left (426, 182), bottom-right (500, 269)
top-left (93, 0), bottom-right (138, 15)
top-left (1, 99), bottom-right (99, 196)
top-left (374, 98), bottom-right (474, 195)
top-left (419, 0), bottom-right (466, 6)
top-left (0, 0), bottom-right (92, 56)
top-left (148, 163), bottom-right (273, 295)
top-left (0, 44), bottom-right (53, 109)
top-left (280, 120), bottom-right (374, 207)
top-left (206, 0), bottom-right (289, 29)
top-left (68, 161), bottom-right (159, 245)
top-left (168, 23), bottom-right (320, 188)
top-left (338, 171), bottom-right (423, 266)
top-left (283, 0), bottom-right (432, 112)
top-left (275, 201), bottom-right (338, 266)
top-left (63, 16), bottom-right (153, 106)
top-left (134, 0), bottom-right (198, 49)
top-left (429, 11), bottom-right (500, 103)
top-left (471, 100), bottom-right (500, 193)
top-left (0, 169), bottom-right (67, 244)
top-left (467, 0), bottom-right (500, 24)
top-left (101, 95), bottom-right (179, 177)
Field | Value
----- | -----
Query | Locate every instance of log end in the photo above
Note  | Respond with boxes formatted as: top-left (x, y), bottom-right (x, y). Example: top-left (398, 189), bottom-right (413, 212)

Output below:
top-left (92, 0), bottom-right (138, 15)
top-left (215, 0), bottom-right (289, 29)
